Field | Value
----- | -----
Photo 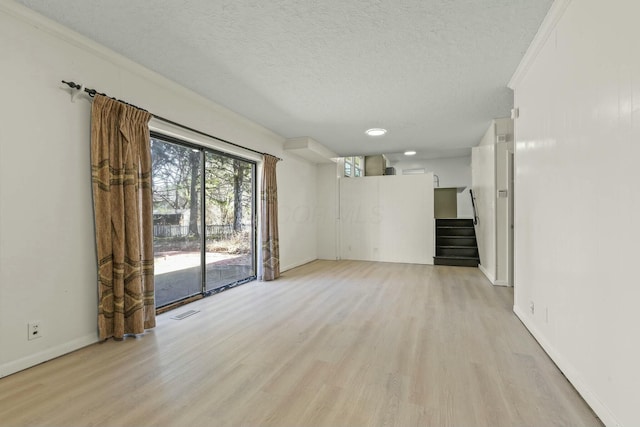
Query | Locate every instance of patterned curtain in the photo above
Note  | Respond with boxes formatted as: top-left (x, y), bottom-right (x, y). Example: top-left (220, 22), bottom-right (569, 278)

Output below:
top-left (261, 154), bottom-right (280, 281)
top-left (91, 95), bottom-right (156, 340)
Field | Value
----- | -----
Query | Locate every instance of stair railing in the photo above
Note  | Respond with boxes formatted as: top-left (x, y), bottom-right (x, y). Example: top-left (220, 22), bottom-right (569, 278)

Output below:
top-left (469, 189), bottom-right (479, 225)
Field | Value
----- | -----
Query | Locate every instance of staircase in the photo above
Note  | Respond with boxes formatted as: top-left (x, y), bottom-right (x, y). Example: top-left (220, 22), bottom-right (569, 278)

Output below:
top-left (434, 218), bottom-right (480, 267)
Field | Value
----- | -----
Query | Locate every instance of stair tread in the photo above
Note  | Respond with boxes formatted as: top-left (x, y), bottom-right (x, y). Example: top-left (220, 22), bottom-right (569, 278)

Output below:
top-left (437, 245), bottom-right (478, 249)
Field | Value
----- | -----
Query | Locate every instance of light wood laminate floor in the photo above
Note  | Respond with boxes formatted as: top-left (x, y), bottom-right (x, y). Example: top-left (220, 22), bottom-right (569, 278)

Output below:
top-left (0, 260), bottom-right (601, 426)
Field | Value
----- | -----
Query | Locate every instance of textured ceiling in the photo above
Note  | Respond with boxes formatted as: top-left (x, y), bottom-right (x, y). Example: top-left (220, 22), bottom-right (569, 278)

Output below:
top-left (16, 0), bottom-right (553, 159)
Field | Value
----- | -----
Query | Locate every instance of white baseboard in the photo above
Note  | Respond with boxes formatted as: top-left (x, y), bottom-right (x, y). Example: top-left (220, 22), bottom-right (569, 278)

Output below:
top-left (478, 264), bottom-right (495, 284)
top-left (0, 333), bottom-right (98, 378)
top-left (493, 280), bottom-right (510, 287)
top-left (513, 305), bottom-right (618, 427)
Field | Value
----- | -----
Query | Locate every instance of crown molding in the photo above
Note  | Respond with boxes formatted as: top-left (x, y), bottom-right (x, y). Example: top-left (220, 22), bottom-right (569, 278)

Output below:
top-left (508, 0), bottom-right (573, 90)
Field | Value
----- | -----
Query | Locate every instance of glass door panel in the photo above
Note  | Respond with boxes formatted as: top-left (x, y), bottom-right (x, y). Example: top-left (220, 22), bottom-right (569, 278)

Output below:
top-left (204, 152), bottom-right (255, 291)
top-left (151, 137), bottom-right (203, 307)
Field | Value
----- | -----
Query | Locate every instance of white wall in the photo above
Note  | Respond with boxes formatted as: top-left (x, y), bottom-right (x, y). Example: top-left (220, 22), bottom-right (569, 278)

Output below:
top-left (510, 1), bottom-right (640, 425)
top-left (392, 156), bottom-right (473, 218)
top-left (472, 126), bottom-right (496, 283)
top-left (339, 174), bottom-right (434, 264)
top-left (0, 2), bottom-right (317, 377)
top-left (316, 163), bottom-right (339, 260)
top-left (472, 118), bottom-right (514, 286)
top-left (277, 154), bottom-right (318, 271)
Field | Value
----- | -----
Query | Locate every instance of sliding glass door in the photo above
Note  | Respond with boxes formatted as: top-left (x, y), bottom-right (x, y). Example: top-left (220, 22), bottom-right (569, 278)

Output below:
top-left (204, 152), bottom-right (255, 292)
top-left (151, 133), bottom-right (256, 308)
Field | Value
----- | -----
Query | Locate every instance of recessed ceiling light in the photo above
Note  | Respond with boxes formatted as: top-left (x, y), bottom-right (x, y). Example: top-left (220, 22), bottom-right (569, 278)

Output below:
top-left (404, 150), bottom-right (417, 156)
top-left (365, 128), bottom-right (387, 136)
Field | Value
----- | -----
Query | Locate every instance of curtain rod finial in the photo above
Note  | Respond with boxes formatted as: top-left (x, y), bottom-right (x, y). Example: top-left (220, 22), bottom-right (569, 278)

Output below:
top-left (62, 80), bottom-right (84, 102)
top-left (70, 83), bottom-right (84, 103)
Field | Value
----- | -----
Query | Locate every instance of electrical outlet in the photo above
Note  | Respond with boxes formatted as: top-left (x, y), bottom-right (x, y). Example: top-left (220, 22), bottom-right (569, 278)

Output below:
top-left (28, 321), bottom-right (41, 340)
top-left (529, 301), bottom-right (535, 315)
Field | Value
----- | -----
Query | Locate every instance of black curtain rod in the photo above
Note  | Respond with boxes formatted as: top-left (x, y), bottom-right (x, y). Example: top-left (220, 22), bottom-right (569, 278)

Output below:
top-left (61, 80), bottom-right (282, 161)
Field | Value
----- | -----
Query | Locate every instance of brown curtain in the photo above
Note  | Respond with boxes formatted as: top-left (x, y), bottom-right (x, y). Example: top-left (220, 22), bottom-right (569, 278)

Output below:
top-left (261, 154), bottom-right (280, 281)
top-left (91, 95), bottom-right (155, 340)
